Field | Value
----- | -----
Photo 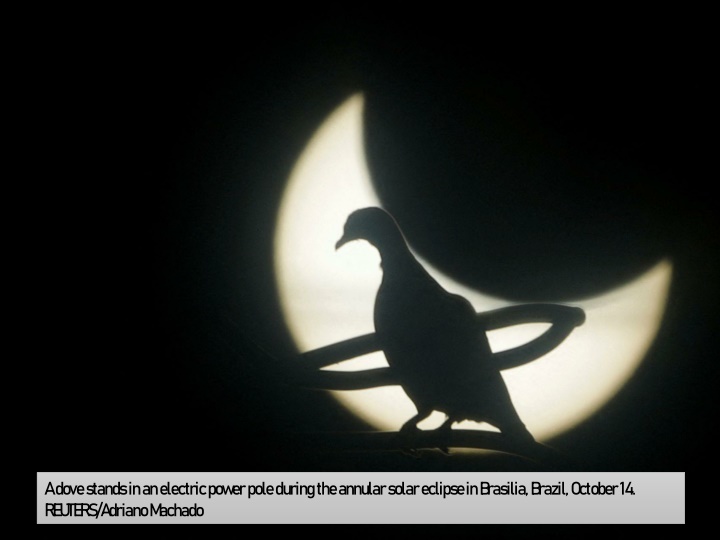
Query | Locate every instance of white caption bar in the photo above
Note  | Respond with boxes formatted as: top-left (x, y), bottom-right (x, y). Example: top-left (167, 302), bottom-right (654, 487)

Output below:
top-left (37, 472), bottom-right (684, 524)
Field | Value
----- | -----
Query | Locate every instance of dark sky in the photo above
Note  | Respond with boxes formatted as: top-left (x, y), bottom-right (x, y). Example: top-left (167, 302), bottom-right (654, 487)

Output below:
top-left (38, 21), bottom-right (718, 476)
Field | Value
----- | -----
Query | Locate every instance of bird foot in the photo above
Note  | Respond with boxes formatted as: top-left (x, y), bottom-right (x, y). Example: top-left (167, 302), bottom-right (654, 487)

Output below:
top-left (436, 424), bottom-right (453, 455)
top-left (397, 424), bottom-right (421, 457)
top-left (432, 419), bottom-right (455, 454)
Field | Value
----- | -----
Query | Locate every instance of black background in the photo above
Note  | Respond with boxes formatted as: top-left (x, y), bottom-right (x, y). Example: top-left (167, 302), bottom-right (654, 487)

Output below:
top-left (38, 18), bottom-right (717, 481)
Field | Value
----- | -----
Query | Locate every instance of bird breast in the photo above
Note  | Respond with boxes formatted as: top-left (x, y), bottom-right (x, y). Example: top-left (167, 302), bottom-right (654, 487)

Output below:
top-left (374, 277), bottom-right (491, 374)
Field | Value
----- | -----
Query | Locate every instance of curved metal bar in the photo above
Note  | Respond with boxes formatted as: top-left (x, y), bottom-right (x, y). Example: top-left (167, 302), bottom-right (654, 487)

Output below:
top-left (300, 333), bottom-right (380, 370)
top-left (297, 304), bottom-right (585, 375)
top-left (284, 429), bottom-right (575, 470)
top-left (292, 367), bottom-right (398, 390)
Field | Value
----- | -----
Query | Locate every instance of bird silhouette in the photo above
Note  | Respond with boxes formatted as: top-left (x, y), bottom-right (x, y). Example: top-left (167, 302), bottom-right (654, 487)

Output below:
top-left (336, 207), bottom-right (535, 445)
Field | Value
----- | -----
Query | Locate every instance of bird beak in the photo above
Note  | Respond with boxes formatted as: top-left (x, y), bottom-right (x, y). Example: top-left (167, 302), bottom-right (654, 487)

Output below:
top-left (335, 234), bottom-right (350, 251)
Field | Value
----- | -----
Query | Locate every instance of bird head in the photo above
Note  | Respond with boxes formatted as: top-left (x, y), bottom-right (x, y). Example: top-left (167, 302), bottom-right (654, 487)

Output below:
top-left (335, 207), bottom-right (403, 251)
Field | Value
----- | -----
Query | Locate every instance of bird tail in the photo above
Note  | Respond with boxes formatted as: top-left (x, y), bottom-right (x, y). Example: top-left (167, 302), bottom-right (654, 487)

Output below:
top-left (502, 422), bottom-right (535, 444)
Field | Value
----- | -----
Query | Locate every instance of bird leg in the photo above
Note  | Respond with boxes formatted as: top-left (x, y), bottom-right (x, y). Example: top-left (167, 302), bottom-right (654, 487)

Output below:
top-left (399, 414), bottom-right (423, 434)
top-left (397, 412), bottom-right (430, 457)
top-left (434, 416), bottom-right (455, 455)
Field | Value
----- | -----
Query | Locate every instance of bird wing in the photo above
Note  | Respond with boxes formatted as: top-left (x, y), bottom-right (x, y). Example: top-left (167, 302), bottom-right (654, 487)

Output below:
top-left (376, 277), bottom-right (494, 405)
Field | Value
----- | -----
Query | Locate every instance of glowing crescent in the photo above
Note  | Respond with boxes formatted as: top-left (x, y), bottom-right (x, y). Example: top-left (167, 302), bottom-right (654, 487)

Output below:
top-left (273, 93), bottom-right (671, 441)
